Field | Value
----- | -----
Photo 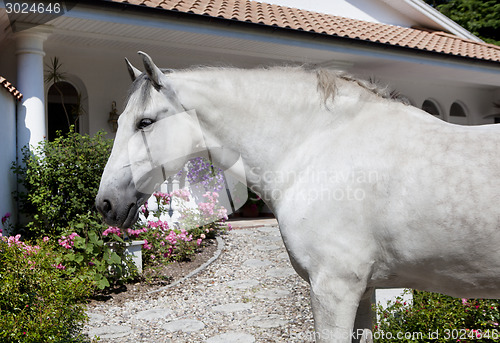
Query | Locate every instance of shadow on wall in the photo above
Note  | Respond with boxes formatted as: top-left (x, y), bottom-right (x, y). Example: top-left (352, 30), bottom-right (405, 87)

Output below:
top-left (0, 81), bottom-right (24, 234)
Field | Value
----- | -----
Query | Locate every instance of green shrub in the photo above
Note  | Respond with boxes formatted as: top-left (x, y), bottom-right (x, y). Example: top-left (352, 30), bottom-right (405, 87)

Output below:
top-left (57, 223), bottom-right (137, 290)
top-left (0, 235), bottom-right (96, 343)
top-left (10, 128), bottom-right (136, 289)
top-left (12, 127), bottom-right (112, 239)
top-left (376, 290), bottom-right (500, 342)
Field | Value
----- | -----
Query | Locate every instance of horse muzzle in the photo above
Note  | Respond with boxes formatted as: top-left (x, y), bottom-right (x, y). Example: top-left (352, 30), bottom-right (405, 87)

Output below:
top-left (95, 192), bottom-right (143, 229)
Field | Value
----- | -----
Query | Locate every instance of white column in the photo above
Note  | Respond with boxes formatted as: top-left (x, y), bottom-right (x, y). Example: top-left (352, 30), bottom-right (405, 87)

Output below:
top-left (14, 25), bottom-right (51, 151)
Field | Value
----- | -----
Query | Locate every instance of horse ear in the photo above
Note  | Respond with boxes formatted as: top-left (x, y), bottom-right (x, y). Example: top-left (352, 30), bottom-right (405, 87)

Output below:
top-left (125, 58), bottom-right (142, 82)
top-left (138, 51), bottom-right (165, 88)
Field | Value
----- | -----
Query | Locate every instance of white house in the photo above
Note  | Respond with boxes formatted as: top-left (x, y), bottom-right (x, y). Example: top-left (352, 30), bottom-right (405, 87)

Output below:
top-left (1, 0), bottom-right (499, 306)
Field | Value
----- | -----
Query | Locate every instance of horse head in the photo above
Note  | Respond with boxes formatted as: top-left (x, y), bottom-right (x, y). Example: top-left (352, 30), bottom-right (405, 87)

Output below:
top-left (95, 52), bottom-right (205, 228)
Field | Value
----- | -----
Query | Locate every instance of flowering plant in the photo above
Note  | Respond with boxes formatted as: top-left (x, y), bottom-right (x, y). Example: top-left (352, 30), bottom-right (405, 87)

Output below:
top-left (186, 157), bottom-right (225, 193)
top-left (126, 187), bottom-right (231, 268)
top-left (0, 233), bottom-right (95, 342)
top-left (376, 290), bottom-right (500, 342)
top-left (175, 190), bottom-right (231, 239)
top-left (52, 214), bottom-right (136, 290)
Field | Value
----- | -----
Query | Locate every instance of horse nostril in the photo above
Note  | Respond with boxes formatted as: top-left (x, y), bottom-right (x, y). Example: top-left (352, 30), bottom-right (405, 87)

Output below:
top-left (99, 199), bottom-right (112, 215)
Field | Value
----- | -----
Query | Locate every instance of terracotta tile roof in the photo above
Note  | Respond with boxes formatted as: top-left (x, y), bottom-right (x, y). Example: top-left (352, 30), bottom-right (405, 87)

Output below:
top-left (0, 76), bottom-right (22, 101)
top-left (112, 0), bottom-right (500, 63)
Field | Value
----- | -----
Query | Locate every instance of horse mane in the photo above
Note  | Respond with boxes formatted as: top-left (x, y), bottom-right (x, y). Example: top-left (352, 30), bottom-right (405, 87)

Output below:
top-left (315, 69), bottom-right (410, 105)
top-left (126, 65), bottom-right (409, 108)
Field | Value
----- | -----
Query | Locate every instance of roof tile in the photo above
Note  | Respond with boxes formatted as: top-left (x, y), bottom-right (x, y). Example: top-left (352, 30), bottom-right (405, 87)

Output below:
top-left (110, 0), bottom-right (500, 63)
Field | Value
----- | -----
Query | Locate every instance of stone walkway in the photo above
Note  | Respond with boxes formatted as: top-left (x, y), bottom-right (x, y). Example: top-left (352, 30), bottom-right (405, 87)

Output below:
top-left (85, 219), bottom-right (315, 342)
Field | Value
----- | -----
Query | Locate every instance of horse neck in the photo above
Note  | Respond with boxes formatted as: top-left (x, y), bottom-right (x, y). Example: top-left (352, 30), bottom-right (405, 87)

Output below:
top-left (169, 68), bottom-right (417, 208)
top-left (171, 68), bottom-right (330, 173)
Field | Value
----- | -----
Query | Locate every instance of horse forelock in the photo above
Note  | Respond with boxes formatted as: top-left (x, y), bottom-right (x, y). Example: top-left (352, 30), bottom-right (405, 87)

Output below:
top-left (125, 74), bottom-right (153, 109)
top-left (125, 68), bottom-right (173, 109)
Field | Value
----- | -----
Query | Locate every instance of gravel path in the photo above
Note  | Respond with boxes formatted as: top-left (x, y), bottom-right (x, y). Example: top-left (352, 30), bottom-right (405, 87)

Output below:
top-left (85, 221), bottom-right (315, 342)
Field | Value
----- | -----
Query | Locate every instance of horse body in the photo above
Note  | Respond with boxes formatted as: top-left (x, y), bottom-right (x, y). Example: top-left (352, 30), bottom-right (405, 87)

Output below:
top-left (96, 54), bottom-right (500, 342)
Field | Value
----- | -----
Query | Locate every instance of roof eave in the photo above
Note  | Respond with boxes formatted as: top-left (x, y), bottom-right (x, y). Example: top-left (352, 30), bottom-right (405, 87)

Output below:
top-left (59, 1), bottom-right (500, 67)
top-left (393, 0), bottom-right (482, 42)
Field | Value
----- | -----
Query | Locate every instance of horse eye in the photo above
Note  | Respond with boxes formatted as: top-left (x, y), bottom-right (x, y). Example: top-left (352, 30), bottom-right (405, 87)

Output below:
top-left (137, 118), bottom-right (154, 130)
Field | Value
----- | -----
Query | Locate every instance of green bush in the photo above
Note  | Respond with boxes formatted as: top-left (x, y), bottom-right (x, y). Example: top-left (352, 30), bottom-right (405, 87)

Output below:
top-left (57, 224), bottom-right (137, 290)
top-left (11, 128), bottom-right (136, 289)
top-left (0, 235), bottom-right (96, 343)
top-left (12, 127), bottom-right (112, 239)
top-left (376, 290), bottom-right (500, 342)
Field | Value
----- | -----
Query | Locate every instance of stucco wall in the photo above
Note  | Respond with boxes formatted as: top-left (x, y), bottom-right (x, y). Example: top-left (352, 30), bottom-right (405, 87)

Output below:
top-left (381, 76), bottom-right (495, 125)
top-left (0, 88), bottom-right (17, 234)
top-left (43, 45), bottom-right (133, 138)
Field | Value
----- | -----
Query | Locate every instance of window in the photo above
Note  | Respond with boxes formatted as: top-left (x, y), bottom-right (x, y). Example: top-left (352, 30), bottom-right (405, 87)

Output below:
top-left (450, 102), bottom-right (466, 117)
top-left (448, 101), bottom-right (468, 125)
top-left (47, 81), bottom-right (80, 141)
top-left (422, 99), bottom-right (441, 117)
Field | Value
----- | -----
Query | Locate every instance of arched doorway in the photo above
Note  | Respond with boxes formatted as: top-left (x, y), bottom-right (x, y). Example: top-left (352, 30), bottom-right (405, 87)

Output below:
top-left (47, 81), bottom-right (81, 141)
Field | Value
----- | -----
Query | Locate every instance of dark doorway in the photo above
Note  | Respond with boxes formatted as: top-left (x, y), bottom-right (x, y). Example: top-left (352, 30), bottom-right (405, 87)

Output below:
top-left (47, 81), bottom-right (80, 141)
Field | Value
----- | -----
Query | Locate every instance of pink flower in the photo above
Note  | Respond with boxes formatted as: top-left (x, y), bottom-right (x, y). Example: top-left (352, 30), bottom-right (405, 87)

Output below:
top-left (462, 298), bottom-right (468, 305)
top-left (23, 245), bottom-right (40, 256)
top-left (58, 233), bottom-right (80, 249)
top-left (103, 227), bottom-right (121, 237)
top-left (172, 189), bottom-right (190, 202)
top-left (1, 212), bottom-right (10, 225)
top-left (153, 191), bottom-right (171, 205)
top-left (7, 234), bottom-right (22, 247)
top-left (127, 227), bottom-right (148, 238)
top-left (52, 263), bottom-right (66, 270)
top-left (43, 236), bottom-right (49, 242)
top-left (146, 220), bottom-right (169, 231)
top-left (197, 238), bottom-right (202, 246)
top-left (200, 234), bottom-right (206, 239)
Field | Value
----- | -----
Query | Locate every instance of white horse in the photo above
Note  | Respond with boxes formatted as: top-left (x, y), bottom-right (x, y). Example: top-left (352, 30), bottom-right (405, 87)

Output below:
top-left (96, 52), bottom-right (500, 343)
